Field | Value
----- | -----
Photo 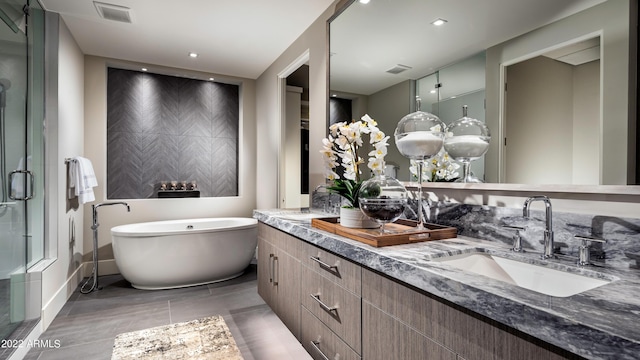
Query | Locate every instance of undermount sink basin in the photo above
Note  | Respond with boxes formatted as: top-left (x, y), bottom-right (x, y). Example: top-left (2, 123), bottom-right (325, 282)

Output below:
top-left (432, 253), bottom-right (612, 297)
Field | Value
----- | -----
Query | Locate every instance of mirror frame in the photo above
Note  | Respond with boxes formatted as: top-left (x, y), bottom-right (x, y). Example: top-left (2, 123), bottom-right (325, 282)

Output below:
top-left (327, 0), bottom-right (640, 195)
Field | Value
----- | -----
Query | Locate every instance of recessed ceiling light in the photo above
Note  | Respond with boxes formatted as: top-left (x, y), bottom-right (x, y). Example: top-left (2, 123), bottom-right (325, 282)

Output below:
top-left (189, 52), bottom-right (198, 58)
top-left (359, 0), bottom-right (370, 4)
top-left (431, 18), bottom-right (447, 26)
top-left (430, 89), bottom-right (436, 94)
top-left (141, 68), bottom-right (147, 72)
top-left (209, 77), bottom-right (214, 81)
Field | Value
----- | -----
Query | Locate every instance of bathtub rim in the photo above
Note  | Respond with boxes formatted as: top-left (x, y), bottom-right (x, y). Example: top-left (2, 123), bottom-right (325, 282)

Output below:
top-left (110, 217), bottom-right (257, 237)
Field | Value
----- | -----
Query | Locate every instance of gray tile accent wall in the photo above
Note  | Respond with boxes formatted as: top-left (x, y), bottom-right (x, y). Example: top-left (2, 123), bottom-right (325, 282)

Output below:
top-left (107, 68), bottom-right (239, 199)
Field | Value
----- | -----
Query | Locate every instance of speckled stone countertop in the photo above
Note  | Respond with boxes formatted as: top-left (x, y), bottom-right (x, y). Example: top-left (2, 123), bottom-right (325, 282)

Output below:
top-left (253, 209), bottom-right (640, 360)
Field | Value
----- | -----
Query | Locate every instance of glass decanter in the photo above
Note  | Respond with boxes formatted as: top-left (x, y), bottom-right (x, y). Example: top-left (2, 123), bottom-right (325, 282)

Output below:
top-left (444, 105), bottom-right (491, 183)
top-left (394, 98), bottom-right (445, 229)
top-left (358, 174), bottom-right (408, 234)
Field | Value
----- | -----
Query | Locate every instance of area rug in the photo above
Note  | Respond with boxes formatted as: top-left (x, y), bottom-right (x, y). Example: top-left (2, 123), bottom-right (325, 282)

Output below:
top-left (111, 315), bottom-right (243, 360)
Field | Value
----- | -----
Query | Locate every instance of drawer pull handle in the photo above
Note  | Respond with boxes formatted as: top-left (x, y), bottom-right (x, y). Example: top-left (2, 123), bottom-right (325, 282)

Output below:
top-left (310, 293), bottom-right (338, 314)
top-left (310, 256), bottom-right (339, 274)
top-left (273, 255), bottom-right (279, 286)
top-left (269, 254), bottom-right (274, 283)
top-left (310, 340), bottom-right (330, 360)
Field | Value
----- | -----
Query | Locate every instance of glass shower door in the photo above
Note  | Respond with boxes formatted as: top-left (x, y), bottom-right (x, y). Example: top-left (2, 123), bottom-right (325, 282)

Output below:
top-left (0, 0), bottom-right (29, 346)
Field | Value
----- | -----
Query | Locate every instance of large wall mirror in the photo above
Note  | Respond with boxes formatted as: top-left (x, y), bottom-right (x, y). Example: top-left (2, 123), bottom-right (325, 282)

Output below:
top-left (329, 0), bottom-right (638, 187)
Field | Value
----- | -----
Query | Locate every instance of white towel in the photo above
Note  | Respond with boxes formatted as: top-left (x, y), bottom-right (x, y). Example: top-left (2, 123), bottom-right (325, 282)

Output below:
top-left (68, 156), bottom-right (98, 204)
top-left (11, 155), bottom-right (31, 199)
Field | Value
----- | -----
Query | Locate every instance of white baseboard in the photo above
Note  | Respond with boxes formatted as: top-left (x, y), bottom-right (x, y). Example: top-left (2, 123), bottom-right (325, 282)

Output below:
top-left (81, 259), bottom-right (120, 277)
top-left (40, 260), bottom-right (120, 332)
top-left (7, 320), bottom-right (43, 360)
top-left (41, 266), bottom-right (83, 330)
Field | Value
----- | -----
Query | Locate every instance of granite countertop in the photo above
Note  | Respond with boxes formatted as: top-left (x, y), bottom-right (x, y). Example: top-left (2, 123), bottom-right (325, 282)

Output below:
top-left (253, 209), bottom-right (640, 360)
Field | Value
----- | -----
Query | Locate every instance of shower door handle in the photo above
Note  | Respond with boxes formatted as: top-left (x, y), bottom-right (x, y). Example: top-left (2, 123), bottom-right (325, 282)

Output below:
top-left (8, 169), bottom-right (34, 200)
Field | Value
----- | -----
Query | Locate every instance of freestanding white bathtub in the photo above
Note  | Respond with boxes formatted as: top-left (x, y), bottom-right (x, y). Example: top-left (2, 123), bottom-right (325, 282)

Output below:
top-left (111, 218), bottom-right (257, 290)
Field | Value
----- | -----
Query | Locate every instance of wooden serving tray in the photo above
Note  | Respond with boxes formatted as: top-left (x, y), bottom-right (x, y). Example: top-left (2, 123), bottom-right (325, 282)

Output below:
top-left (311, 217), bottom-right (457, 247)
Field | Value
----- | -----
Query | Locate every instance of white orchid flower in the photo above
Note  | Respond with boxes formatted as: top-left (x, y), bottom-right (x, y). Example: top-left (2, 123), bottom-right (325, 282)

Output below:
top-left (329, 122), bottom-right (344, 137)
top-left (361, 114), bottom-right (377, 128)
top-left (368, 141), bottom-right (388, 159)
top-left (367, 157), bottom-right (385, 174)
top-left (338, 123), bottom-right (352, 136)
top-left (323, 155), bottom-right (339, 168)
top-left (335, 135), bottom-right (350, 150)
top-left (370, 130), bottom-right (387, 144)
top-left (343, 165), bottom-right (357, 180)
top-left (343, 122), bottom-right (363, 145)
top-left (324, 168), bottom-right (340, 181)
top-left (320, 138), bottom-right (335, 152)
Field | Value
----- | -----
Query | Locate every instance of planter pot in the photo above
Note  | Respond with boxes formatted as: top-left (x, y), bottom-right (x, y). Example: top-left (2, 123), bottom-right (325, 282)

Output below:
top-left (339, 207), bottom-right (378, 229)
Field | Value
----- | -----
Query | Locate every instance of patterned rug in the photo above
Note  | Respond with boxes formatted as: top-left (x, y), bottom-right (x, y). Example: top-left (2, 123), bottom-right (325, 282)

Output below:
top-left (111, 315), bottom-right (243, 359)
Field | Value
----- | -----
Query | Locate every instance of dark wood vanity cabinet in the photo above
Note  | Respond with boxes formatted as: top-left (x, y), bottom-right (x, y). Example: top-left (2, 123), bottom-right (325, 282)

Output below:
top-left (258, 223), bottom-right (572, 360)
top-left (300, 241), bottom-right (362, 359)
top-left (361, 269), bottom-right (573, 360)
top-left (257, 223), bottom-right (302, 339)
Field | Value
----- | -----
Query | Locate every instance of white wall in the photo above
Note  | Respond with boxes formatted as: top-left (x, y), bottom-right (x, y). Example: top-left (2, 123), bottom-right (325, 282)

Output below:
top-left (41, 18), bottom-right (85, 329)
top-left (256, 1), bottom-right (340, 209)
top-left (82, 56), bottom-right (257, 268)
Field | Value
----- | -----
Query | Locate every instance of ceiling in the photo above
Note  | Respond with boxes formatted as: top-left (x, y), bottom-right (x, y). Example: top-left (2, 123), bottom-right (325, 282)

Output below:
top-left (38, 0), bottom-right (335, 79)
top-left (330, 0), bottom-right (606, 95)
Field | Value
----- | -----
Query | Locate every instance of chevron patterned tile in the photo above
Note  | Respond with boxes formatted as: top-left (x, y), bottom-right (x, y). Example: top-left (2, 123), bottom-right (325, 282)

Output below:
top-left (107, 131), bottom-right (144, 199)
top-left (211, 84), bottom-right (239, 139)
top-left (177, 136), bottom-right (212, 196)
top-left (211, 138), bottom-right (238, 196)
top-left (141, 133), bottom-right (181, 190)
top-left (106, 70), bottom-right (240, 199)
top-left (178, 81), bottom-right (213, 138)
top-left (141, 74), bottom-right (163, 134)
top-left (107, 68), bottom-right (144, 134)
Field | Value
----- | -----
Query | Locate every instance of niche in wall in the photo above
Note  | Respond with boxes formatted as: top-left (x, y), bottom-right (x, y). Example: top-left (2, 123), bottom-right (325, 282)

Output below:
top-left (106, 67), bottom-right (239, 199)
top-left (329, 97), bottom-right (352, 125)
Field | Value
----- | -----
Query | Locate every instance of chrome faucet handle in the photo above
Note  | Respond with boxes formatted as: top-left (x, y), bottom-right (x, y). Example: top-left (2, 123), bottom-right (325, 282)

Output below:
top-left (574, 235), bottom-right (607, 266)
top-left (503, 225), bottom-right (525, 252)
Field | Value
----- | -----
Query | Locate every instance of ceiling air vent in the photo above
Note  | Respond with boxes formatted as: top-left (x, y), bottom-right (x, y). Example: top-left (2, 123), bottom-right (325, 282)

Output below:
top-left (94, 2), bottom-right (133, 23)
top-left (386, 64), bottom-right (412, 75)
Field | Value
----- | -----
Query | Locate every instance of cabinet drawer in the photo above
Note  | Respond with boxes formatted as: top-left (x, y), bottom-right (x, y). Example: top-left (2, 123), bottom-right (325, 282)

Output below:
top-left (301, 265), bottom-right (361, 353)
top-left (302, 242), bottom-right (361, 295)
top-left (301, 306), bottom-right (361, 360)
top-left (362, 301), bottom-right (457, 360)
top-left (258, 223), bottom-right (301, 259)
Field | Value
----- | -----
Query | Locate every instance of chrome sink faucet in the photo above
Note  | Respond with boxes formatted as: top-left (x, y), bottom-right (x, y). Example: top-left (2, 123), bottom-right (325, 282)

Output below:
top-left (523, 195), bottom-right (554, 259)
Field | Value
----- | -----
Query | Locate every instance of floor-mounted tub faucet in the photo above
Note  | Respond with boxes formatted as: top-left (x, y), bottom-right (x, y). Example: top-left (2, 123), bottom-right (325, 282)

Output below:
top-left (92, 201), bottom-right (131, 229)
top-left (81, 201), bottom-right (131, 294)
top-left (523, 195), bottom-right (554, 259)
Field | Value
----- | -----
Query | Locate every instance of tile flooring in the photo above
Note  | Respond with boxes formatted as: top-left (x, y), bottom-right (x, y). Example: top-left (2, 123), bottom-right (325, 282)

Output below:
top-left (22, 265), bottom-right (311, 360)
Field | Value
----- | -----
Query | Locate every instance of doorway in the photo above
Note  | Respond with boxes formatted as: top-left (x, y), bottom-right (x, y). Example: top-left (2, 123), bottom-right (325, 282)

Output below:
top-left (278, 51), bottom-right (310, 209)
top-left (502, 36), bottom-right (601, 184)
